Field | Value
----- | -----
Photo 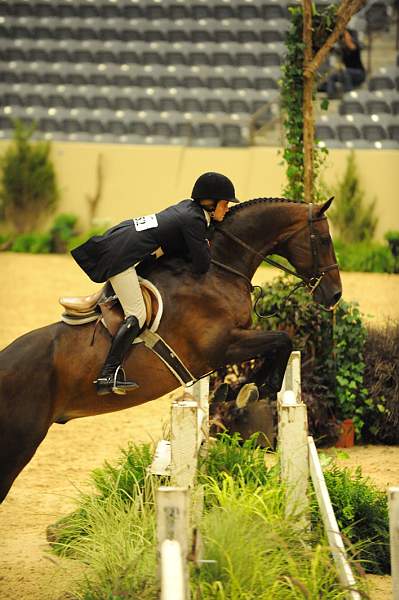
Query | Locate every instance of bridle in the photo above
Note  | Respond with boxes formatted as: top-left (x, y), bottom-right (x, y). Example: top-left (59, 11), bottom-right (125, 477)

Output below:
top-left (210, 202), bottom-right (339, 317)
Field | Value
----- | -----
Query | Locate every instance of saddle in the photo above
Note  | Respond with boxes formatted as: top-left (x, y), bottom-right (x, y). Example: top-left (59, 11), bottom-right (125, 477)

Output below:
top-left (59, 280), bottom-right (159, 337)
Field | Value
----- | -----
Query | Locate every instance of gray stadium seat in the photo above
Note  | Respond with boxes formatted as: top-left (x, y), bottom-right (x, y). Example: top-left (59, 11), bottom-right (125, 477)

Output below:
top-left (261, 1), bottom-right (289, 20)
top-left (120, 4), bottom-right (142, 19)
top-left (364, 1), bottom-right (390, 33)
top-left (182, 96), bottom-right (204, 113)
top-left (214, 4), bottom-right (235, 19)
top-left (227, 98), bottom-right (251, 116)
top-left (237, 3), bottom-right (262, 20)
top-left (368, 67), bottom-right (399, 92)
top-left (336, 115), bottom-right (363, 142)
top-left (165, 47), bottom-right (187, 66)
top-left (192, 122), bottom-right (221, 146)
top-left (221, 123), bottom-right (246, 146)
top-left (339, 90), bottom-right (368, 115)
top-left (204, 98), bottom-right (226, 114)
top-left (315, 114), bottom-right (340, 141)
top-left (366, 97), bottom-right (392, 115)
top-left (159, 97), bottom-right (181, 112)
top-left (361, 114), bottom-right (389, 142)
top-left (387, 119), bottom-right (399, 143)
top-left (166, 3), bottom-right (190, 20)
top-left (191, 3), bottom-right (214, 19)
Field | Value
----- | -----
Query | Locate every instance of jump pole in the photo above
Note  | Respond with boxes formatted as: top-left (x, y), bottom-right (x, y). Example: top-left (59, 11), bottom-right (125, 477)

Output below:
top-left (278, 352), bottom-right (361, 599)
top-left (277, 351), bottom-right (310, 527)
top-left (156, 486), bottom-right (190, 600)
top-left (308, 436), bottom-right (361, 600)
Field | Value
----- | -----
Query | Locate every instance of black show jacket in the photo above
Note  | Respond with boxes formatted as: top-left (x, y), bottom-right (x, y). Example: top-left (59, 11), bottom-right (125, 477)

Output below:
top-left (71, 199), bottom-right (211, 283)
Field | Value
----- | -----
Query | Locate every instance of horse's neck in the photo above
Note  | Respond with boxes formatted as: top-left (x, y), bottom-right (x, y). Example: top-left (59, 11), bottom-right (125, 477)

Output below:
top-left (212, 202), bottom-right (302, 280)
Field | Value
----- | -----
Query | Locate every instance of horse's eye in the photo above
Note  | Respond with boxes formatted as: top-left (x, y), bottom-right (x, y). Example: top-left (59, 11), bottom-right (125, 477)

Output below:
top-left (320, 235), bottom-right (331, 246)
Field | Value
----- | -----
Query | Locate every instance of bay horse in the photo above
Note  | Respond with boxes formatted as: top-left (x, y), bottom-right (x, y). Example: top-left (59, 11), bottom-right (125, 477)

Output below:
top-left (0, 197), bottom-right (341, 502)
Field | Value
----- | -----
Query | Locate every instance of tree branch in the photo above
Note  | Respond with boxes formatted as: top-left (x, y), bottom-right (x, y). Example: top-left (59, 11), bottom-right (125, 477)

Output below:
top-left (304, 0), bottom-right (367, 78)
top-left (303, 0), bottom-right (314, 202)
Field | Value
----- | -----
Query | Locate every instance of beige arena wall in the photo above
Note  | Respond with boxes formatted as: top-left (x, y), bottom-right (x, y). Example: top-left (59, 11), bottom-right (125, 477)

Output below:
top-left (1, 141), bottom-right (398, 239)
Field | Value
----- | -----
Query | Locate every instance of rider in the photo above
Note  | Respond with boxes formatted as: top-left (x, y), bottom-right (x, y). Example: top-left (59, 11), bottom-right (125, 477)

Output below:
top-left (71, 172), bottom-right (239, 396)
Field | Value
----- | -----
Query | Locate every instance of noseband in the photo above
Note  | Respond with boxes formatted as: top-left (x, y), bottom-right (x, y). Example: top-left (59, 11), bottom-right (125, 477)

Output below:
top-left (211, 202), bottom-right (339, 316)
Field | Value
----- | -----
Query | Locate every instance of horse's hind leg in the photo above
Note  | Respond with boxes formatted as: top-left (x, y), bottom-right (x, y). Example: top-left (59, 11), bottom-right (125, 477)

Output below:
top-left (0, 420), bottom-right (50, 503)
top-left (0, 376), bottom-right (53, 503)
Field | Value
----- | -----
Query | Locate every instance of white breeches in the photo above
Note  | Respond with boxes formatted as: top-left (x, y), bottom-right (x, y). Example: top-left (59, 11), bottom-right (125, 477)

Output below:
top-left (109, 266), bottom-right (146, 328)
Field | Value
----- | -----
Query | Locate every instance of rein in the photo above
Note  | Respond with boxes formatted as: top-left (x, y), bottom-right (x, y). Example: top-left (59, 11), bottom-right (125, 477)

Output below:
top-left (211, 202), bottom-right (339, 318)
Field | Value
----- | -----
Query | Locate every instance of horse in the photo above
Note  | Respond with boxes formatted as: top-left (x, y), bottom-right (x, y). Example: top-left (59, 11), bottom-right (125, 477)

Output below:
top-left (0, 196), bottom-right (341, 502)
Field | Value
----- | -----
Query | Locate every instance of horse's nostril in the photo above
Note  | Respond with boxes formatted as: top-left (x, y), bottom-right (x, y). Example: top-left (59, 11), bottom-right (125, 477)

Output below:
top-left (333, 291), bottom-right (342, 305)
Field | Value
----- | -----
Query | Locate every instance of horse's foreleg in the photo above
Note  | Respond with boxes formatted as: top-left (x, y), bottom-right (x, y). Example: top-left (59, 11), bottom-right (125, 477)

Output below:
top-left (225, 329), bottom-right (293, 393)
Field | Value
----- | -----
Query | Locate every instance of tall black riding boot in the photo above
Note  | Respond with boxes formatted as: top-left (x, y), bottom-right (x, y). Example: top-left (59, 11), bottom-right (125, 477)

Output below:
top-left (95, 315), bottom-right (141, 396)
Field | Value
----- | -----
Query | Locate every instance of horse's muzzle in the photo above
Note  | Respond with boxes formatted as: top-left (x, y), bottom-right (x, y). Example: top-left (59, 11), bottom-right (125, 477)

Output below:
top-left (313, 283), bottom-right (342, 310)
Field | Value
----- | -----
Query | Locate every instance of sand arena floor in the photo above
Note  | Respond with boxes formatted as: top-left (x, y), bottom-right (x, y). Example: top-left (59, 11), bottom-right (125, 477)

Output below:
top-left (0, 253), bottom-right (398, 599)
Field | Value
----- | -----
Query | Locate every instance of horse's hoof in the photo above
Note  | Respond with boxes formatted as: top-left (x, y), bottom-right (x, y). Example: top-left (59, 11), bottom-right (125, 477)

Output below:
top-left (235, 383), bottom-right (259, 409)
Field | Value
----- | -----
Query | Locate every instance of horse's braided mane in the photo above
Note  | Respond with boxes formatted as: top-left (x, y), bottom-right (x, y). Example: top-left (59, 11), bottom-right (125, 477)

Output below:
top-left (224, 196), bottom-right (306, 221)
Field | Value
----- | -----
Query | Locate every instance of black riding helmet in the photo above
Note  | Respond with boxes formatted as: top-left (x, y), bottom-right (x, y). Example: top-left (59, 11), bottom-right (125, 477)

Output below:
top-left (191, 172), bottom-right (239, 210)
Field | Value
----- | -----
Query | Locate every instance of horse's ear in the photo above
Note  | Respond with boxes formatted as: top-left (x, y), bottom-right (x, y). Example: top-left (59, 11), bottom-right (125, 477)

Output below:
top-left (318, 196), bottom-right (334, 215)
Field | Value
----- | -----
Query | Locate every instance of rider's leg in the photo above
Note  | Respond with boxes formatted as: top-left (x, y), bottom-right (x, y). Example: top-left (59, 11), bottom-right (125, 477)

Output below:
top-left (95, 266), bottom-right (146, 396)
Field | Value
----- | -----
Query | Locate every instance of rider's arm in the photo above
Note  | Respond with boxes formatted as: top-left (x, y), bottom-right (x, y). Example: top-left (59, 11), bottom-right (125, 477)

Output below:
top-left (182, 216), bottom-right (211, 274)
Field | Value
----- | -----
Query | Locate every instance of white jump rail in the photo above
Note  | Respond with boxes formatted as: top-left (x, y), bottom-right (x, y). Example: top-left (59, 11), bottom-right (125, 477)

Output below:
top-left (389, 487), bottom-right (399, 600)
top-left (278, 351), bottom-right (361, 599)
top-left (308, 436), bottom-right (361, 600)
top-left (157, 486), bottom-right (190, 600)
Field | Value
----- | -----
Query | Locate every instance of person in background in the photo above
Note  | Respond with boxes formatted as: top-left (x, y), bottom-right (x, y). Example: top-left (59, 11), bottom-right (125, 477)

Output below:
top-left (319, 28), bottom-right (366, 99)
top-left (71, 172), bottom-right (239, 396)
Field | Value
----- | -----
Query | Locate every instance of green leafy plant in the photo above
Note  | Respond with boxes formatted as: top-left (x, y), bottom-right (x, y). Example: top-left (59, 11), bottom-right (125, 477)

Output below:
top-left (252, 275), bottom-right (369, 439)
top-left (334, 239), bottom-right (395, 273)
top-left (362, 322), bottom-right (399, 443)
top-left (384, 230), bottom-right (399, 273)
top-left (331, 300), bottom-right (368, 434)
top-left (49, 213), bottom-right (78, 253)
top-left (330, 151), bottom-right (378, 244)
top-left (385, 230), bottom-right (399, 256)
top-left (315, 465), bottom-right (390, 575)
top-left (10, 231), bottom-right (51, 253)
top-left (281, 5), bottom-right (335, 201)
top-left (0, 119), bottom-right (59, 233)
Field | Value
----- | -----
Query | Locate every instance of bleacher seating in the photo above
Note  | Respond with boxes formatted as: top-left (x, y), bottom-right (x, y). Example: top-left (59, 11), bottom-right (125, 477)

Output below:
top-left (316, 111), bottom-right (399, 148)
top-left (0, 0), bottom-right (398, 147)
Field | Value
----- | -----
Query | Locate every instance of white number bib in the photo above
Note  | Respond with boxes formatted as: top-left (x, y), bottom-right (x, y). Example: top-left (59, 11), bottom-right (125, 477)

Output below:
top-left (133, 214), bottom-right (158, 232)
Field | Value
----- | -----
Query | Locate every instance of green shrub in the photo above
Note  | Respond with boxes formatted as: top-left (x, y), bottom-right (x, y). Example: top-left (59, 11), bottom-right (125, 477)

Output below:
top-left (384, 230), bottom-right (399, 272)
top-left (11, 231), bottom-right (51, 253)
top-left (49, 212), bottom-right (78, 253)
top-left (0, 119), bottom-right (59, 233)
top-left (329, 151), bottom-right (378, 243)
top-left (334, 239), bottom-right (395, 273)
top-left (362, 322), bottom-right (399, 443)
top-left (251, 275), bottom-right (368, 440)
top-left (316, 464), bottom-right (390, 575)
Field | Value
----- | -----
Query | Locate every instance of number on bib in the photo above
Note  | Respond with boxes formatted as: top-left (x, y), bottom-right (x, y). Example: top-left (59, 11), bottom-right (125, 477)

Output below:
top-left (133, 214), bottom-right (158, 232)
